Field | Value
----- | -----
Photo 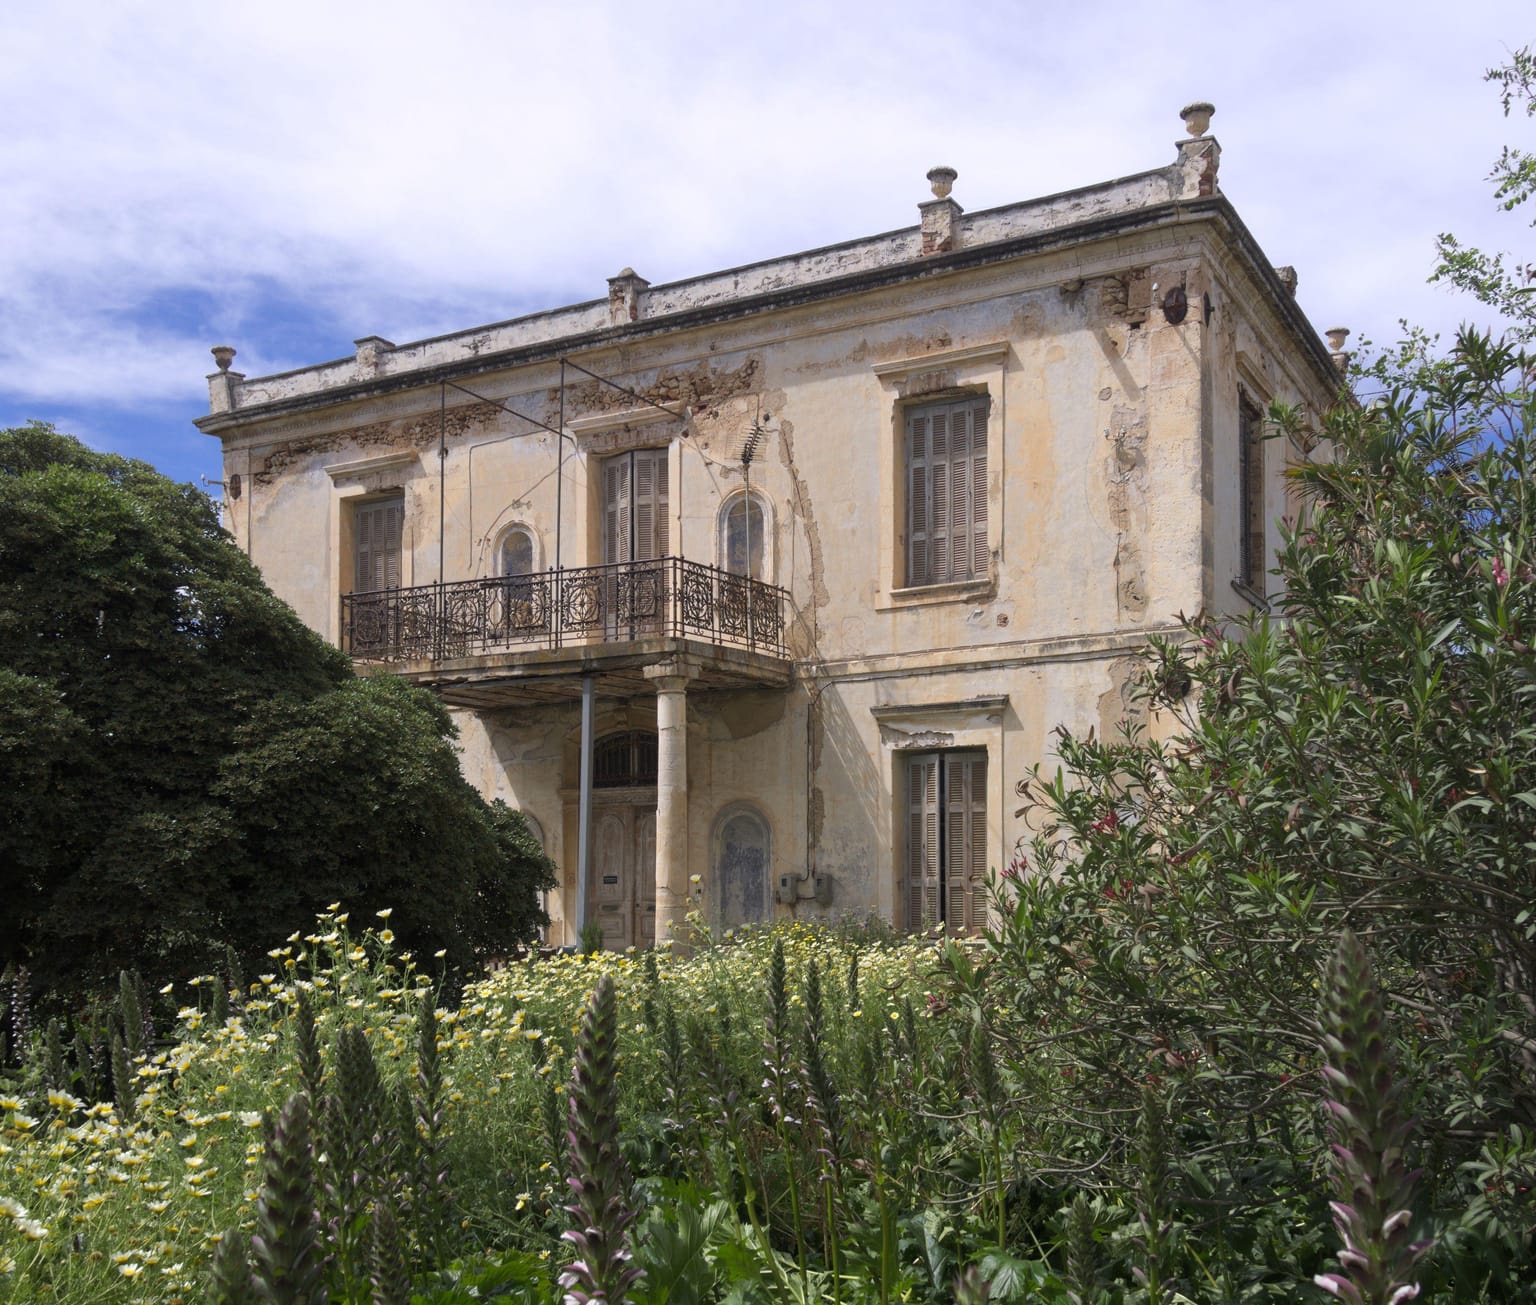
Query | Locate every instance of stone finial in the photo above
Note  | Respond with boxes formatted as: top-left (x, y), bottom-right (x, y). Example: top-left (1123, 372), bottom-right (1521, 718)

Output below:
top-left (1180, 101), bottom-right (1215, 138)
top-left (926, 166), bottom-right (958, 199)
top-left (607, 267), bottom-right (650, 325)
top-left (1275, 265), bottom-right (1299, 296)
top-left (211, 345), bottom-right (237, 373)
top-left (1326, 327), bottom-right (1352, 372)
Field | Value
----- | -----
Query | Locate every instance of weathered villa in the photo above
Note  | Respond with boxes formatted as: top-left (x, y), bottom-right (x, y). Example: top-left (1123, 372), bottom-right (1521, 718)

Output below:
top-left (196, 103), bottom-right (1345, 949)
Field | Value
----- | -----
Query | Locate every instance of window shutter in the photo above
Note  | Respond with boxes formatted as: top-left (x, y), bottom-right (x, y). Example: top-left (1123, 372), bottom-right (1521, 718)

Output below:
top-left (906, 413), bottom-right (930, 586)
top-left (967, 402), bottom-right (989, 579)
top-left (905, 398), bottom-right (989, 585)
top-left (603, 457), bottom-right (631, 565)
top-left (944, 753), bottom-right (988, 934)
top-left (1239, 399), bottom-right (1265, 592)
top-left (382, 498), bottom-right (402, 589)
top-left (354, 495), bottom-right (403, 592)
top-left (356, 503), bottom-right (374, 590)
top-left (634, 448), bottom-right (668, 560)
top-left (907, 754), bottom-right (941, 930)
top-left (930, 410), bottom-right (951, 581)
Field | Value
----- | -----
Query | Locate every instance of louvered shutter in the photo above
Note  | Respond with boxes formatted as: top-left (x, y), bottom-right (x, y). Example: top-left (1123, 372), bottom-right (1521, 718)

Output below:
top-left (907, 755), bottom-right (941, 930)
top-left (907, 412), bottom-right (930, 586)
top-left (930, 410), bottom-right (951, 581)
top-left (633, 448), bottom-right (668, 560)
top-left (602, 457), bottom-right (631, 565)
top-left (944, 753), bottom-right (988, 934)
top-left (905, 398), bottom-right (989, 585)
top-left (354, 495), bottom-right (403, 592)
top-left (966, 403), bottom-right (990, 579)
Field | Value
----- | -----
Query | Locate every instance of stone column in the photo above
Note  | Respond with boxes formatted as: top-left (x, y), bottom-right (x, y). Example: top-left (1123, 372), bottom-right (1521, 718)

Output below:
top-left (645, 657), bottom-right (699, 945)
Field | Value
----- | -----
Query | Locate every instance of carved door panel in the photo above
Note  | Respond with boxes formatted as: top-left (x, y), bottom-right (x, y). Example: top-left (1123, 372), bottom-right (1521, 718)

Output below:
top-left (587, 803), bottom-right (658, 951)
top-left (591, 811), bottom-right (633, 950)
top-left (634, 809), bottom-right (657, 947)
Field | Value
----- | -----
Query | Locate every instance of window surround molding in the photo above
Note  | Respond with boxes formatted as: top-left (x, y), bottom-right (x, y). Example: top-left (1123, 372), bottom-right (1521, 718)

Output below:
top-left (873, 341), bottom-right (1008, 610)
top-left (710, 801), bottom-right (773, 927)
top-left (565, 405), bottom-right (683, 437)
top-left (325, 454), bottom-right (419, 647)
top-left (871, 696), bottom-right (1007, 927)
top-left (717, 487), bottom-right (774, 582)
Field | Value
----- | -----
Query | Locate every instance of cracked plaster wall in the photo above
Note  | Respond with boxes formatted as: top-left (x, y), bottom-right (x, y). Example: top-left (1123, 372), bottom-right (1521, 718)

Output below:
top-left (217, 219), bottom-right (1335, 936)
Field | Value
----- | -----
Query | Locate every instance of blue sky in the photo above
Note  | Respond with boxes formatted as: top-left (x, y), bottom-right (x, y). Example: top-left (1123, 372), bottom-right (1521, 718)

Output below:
top-left (1, 1), bottom-right (1530, 491)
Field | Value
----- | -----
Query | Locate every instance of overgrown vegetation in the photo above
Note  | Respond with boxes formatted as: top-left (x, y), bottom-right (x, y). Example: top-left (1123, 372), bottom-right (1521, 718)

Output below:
top-left (1, 39), bottom-right (1532, 1305)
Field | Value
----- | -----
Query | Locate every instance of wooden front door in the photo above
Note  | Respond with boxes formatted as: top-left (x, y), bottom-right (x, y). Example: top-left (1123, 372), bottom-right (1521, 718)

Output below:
top-left (588, 801), bottom-right (657, 950)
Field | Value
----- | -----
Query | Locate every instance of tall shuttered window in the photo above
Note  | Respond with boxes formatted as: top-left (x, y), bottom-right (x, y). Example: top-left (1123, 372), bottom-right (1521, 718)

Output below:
top-left (905, 750), bottom-right (987, 934)
top-left (1238, 397), bottom-right (1265, 593)
top-left (602, 449), bottom-right (669, 564)
top-left (905, 397), bottom-right (989, 587)
top-left (354, 494), bottom-right (403, 592)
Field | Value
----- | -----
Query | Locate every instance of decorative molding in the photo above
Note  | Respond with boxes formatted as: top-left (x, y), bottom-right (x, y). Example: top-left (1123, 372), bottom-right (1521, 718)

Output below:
top-left (566, 404), bottom-right (683, 436)
top-left (881, 727), bottom-right (955, 751)
top-left (871, 340), bottom-right (1009, 378)
top-left (324, 450), bottom-right (419, 480)
top-left (870, 695), bottom-right (1009, 722)
top-left (881, 575), bottom-right (997, 609)
top-left (1235, 349), bottom-right (1275, 402)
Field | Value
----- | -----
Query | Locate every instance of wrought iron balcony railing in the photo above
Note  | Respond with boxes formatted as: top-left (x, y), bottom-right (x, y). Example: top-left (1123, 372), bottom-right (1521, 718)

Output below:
top-left (341, 557), bottom-right (789, 663)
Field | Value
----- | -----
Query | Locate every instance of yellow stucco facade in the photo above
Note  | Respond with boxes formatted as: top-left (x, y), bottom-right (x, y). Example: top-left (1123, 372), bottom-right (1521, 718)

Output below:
top-left (196, 109), bottom-right (1343, 948)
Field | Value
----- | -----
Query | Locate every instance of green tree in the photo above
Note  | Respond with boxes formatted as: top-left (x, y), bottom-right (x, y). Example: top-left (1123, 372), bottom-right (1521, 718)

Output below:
top-left (1433, 44), bottom-right (1536, 338)
top-left (0, 423), bottom-right (551, 1000)
top-left (979, 52), bottom-right (1536, 1291)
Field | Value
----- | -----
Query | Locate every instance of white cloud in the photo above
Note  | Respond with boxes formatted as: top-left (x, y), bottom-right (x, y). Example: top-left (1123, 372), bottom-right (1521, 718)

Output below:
top-left (1, 0), bottom-right (1532, 445)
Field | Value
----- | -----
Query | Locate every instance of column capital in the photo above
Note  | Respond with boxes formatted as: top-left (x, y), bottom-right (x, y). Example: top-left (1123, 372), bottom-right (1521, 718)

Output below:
top-left (644, 655), bottom-right (701, 688)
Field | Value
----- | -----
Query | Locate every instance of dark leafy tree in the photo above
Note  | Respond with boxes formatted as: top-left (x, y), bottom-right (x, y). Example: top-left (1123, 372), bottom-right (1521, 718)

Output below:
top-left (0, 422), bottom-right (551, 1001)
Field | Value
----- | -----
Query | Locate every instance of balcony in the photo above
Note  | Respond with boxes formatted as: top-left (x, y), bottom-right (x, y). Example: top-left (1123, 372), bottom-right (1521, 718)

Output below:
top-left (340, 557), bottom-right (793, 708)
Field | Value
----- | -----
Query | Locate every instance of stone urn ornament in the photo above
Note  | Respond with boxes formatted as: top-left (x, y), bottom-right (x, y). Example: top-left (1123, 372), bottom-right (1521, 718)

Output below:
top-left (1180, 102), bottom-right (1215, 138)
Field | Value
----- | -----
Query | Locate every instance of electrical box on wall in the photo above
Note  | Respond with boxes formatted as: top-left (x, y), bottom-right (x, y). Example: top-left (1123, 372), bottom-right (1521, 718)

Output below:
top-left (776, 874), bottom-right (797, 905)
top-left (813, 874), bottom-right (833, 905)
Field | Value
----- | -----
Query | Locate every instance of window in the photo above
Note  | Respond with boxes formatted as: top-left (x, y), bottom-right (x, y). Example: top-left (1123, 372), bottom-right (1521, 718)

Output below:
top-left (905, 396), bottom-right (988, 587)
top-left (593, 730), bottom-right (658, 788)
top-left (602, 449), bottom-right (669, 564)
top-left (1238, 397), bottom-right (1265, 592)
top-left (713, 805), bottom-right (770, 926)
top-left (719, 492), bottom-right (765, 578)
top-left (354, 494), bottom-right (403, 592)
top-left (905, 750), bottom-right (987, 934)
top-left (499, 526), bottom-right (535, 578)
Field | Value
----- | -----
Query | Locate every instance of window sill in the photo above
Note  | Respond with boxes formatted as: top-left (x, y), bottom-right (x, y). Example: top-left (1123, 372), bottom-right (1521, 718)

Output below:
top-left (880, 576), bottom-right (997, 610)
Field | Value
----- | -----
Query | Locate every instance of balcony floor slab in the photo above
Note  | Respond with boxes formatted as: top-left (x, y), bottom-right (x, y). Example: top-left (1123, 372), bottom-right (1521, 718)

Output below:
top-left (360, 636), bottom-right (792, 708)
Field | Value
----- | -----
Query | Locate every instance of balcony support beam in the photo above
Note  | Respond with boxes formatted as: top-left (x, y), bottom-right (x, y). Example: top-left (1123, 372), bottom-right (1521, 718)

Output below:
top-left (646, 656), bottom-right (700, 947)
